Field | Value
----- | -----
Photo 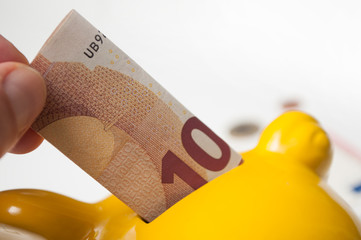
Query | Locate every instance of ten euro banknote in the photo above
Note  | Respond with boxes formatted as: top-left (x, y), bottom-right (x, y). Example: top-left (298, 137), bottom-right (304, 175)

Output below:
top-left (31, 10), bottom-right (243, 222)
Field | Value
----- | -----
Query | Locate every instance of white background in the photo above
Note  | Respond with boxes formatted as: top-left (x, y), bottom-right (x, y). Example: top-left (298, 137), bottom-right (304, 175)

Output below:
top-left (0, 0), bottom-right (361, 218)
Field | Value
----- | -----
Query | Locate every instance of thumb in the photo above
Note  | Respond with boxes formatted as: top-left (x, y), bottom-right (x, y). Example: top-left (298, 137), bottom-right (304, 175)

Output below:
top-left (0, 62), bottom-right (46, 157)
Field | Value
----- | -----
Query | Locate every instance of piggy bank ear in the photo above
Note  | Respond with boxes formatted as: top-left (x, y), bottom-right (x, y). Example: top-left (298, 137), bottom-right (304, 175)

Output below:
top-left (254, 111), bottom-right (332, 178)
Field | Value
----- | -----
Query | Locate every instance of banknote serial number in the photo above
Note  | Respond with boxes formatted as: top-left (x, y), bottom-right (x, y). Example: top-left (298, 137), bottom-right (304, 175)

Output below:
top-left (162, 117), bottom-right (231, 189)
top-left (83, 31), bottom-right (106, 58)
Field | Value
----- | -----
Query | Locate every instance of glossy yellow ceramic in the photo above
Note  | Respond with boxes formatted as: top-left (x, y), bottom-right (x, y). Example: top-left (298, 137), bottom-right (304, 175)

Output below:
top-left (0, 111), bottom-right (360, 239)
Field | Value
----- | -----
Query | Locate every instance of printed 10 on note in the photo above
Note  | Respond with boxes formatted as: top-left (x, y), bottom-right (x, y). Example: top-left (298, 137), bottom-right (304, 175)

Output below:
top-left (31, 10), bottom-right (243, 222)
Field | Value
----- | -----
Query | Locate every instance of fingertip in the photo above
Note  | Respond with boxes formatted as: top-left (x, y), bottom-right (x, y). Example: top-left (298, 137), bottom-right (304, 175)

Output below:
top-left (0, 35), bottom-right (29, 64)
top-left (10, 128), bottom-right (44, 154)
top-left (2, 63), bottom-right (46, 129)
top-left (0, 63), bottom-right (46, 156)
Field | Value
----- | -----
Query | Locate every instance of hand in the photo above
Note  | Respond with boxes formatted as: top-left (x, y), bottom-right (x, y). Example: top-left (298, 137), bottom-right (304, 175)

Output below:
top-left (0, 35), bottom-right (46, 157)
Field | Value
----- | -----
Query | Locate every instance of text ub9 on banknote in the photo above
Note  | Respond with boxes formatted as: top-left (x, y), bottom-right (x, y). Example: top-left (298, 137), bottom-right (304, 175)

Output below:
top-left (31, 10), bottom-right (243, 222)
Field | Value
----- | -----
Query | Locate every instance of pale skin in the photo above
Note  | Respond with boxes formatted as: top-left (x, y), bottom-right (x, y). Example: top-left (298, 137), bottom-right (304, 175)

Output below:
top-left (0, 35), bottom-right (46, 157)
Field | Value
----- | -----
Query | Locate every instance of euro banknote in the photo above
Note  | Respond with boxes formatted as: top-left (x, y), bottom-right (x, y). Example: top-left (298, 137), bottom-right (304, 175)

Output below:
top-left (31, 10), bottom-right (243, 222)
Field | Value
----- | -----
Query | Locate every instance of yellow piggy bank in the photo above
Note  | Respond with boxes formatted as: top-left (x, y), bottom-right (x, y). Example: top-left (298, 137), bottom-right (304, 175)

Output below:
top-left (0, 111), bottom-right (360, 239)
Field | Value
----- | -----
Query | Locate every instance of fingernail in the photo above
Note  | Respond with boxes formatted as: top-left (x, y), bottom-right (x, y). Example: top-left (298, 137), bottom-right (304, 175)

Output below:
top-left (3, 65), bottom-right (46, 132)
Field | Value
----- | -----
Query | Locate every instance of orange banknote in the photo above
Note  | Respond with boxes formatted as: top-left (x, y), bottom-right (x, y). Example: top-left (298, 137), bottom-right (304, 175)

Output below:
top-left (31, 10), bottom-right (243, 222)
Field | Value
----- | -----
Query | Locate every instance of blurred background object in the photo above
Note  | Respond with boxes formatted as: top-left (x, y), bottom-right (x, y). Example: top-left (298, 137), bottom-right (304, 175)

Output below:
top-left (0, 0), bottom-right (360, 219)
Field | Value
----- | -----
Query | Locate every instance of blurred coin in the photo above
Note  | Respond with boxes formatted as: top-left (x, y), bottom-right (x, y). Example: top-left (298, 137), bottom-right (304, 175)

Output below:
top-left (230, 122), bottom-right (259, 137)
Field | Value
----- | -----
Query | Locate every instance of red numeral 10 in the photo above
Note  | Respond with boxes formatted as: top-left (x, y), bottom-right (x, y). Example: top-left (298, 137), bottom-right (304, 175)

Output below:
top-left (162, 117), bottom-right (231, 190)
